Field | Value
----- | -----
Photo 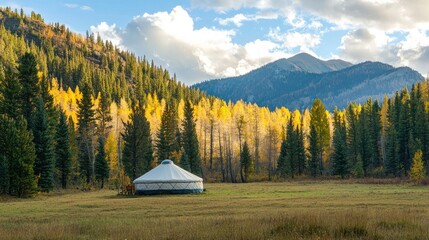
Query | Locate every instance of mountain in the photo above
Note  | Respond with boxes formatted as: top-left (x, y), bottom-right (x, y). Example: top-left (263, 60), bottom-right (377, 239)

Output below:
top-left (270, 53), bottom-right (352, 73)
top-left (193, 54), bottom-right (423, 110)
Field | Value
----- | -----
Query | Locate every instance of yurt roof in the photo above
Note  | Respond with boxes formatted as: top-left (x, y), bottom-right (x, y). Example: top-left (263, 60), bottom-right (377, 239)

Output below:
top-left (133, 159), bottom-right (203, 183)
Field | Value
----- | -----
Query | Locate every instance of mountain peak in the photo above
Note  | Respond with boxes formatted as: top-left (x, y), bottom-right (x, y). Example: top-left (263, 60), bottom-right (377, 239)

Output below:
top-left (267, 52), bottom-right (352, 74)
top-left (288, 52), bottom-right (318, 61)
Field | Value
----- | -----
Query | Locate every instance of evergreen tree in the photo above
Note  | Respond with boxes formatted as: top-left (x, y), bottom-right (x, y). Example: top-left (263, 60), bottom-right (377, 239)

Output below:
top-left (285, 118), bottom-right (297, 178)
top-left (156, 103), bottom-right (179, 161)
top-left (353, 155), bottom-right (364, 178)
top-left (309, 99), bottom-right (330, 175)
top-left (122, 105), bottom-right (153, 180)
top-left (0, 115), bottom-right (36, 197)
top-left (77, 82), bottom-right (96, 184)
top-left (33, 98), bottom-right (55, 192)
top-left (385, 99), bottom-right (400, 176)
top-left (398, 89), bottom-right (412, 174)
top-left (296, 125), bottom-right (306, 176)
top-left (369, 100), bottom-right (382, 169)
top-left (410, 84), bottom-right (429, 165)
top-left (55, 110), bottom-right (71, 189)
top-left (0, 68), bottom-right (22, 120)
top-left (180, 149), bottom-right (190, 171)
top-left (240, 141), bottom-right (253, 182)
top-left (358, 101), bottom-right (370, 174)
top-left (182, 100), bottom-right (201, 175)
top-left (332, 109), bottom-right (348, 178)
top-left (277, 139), bottom-right (287, 178)
top-left (68, 116), bottom-right (79, 185)
top-left (96, 92), bottom-right (112, 137)
top-left (95, 135), bottom-right (109, 188)
top-left (0, 155), bottom-right (8, 194)
top-left (309, 124), bottom-right (319, 177)
top-left (346, 103), bottom-right (360, 175)
top-left (18, 53), bottom-right (39, 128)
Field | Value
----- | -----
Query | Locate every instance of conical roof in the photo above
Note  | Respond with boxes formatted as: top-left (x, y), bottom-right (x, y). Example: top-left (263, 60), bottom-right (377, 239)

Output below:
top-left (133, 159), bottom-right (202, 183)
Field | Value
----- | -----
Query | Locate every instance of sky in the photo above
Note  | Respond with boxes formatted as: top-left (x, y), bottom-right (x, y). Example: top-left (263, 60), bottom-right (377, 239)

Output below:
top-left (1, 0), bottom-right (429, 85)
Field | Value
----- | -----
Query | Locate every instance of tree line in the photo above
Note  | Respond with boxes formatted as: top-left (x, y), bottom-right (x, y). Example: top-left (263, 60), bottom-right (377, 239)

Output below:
top-left (0, 8), bottom-right (428, 198)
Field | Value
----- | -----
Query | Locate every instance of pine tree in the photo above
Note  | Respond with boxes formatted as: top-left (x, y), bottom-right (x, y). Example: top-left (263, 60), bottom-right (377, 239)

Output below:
top-left (18, 53), bottom-right (40, 128)
top-left (77, 82), bottom-right (96, 184)
top-left (0, 115), bottom-right (36, 197)
top-left (410, 149), bottom-right (426, 182)
top-left (398, 89), bottom-right (411, 174)
top-left (277, 139), bottom-right (288, 178)
top-left (0, 68), bottom-right (22, 120)
top-left (68, 116), bottom-right (79, 185)
top-left (0, 153), bottom-right (9, 195)
top-left (309, 124), bottom-right (319, 177)
top-left (358, 101), bottom-right (370, 175)
top-left (122, 105), bottom-right (153, 180)
top-left (353, 155), bottom-right (364, 178)
top-left (346, 103), bottom-right (360, 175)
top-left (240, 141), bottom-right (253, 182)
top-left (332, 109), bottom-right (348, 178)
top-left (369, 100), bottom-right (382, 169)
top-left (285, 118), bottom-right (297, 178)
top-left (296, 125), bottom-right (306, 176)
top-left (96, 92), bottom-right (112, 137)
top-left (180, 149), bottom-right (190, 171)
top-left (95, 135), bottom-right (109, 188)
top-left (156, 103), bottom-right (179, 161)
top-left (33, 98), bottom-right (55, 192)
top-left (182, 100), bottom-right (201, 175)
top-left (55, 110), bottom-right (71, 189)
top-left (385, 96), bottom-right (401, 176)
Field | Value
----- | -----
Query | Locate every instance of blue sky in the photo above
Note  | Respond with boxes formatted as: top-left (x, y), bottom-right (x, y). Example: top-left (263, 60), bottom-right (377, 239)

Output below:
top-left (1, 0), bottom-right (429, 84)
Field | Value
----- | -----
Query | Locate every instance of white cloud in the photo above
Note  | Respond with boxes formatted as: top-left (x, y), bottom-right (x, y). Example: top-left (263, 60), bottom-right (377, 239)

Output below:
top-left (339, 28), bottom-right (429, 74)
top-left (217, 12), bottom-right (278, 27)
top-left (91, 6), bottom-right (291, 84)
top-left (191, 0), bottom-right (292, 12)
top-left (299, 0), bottom-right (429, 32)
top-left (340, 28), bottom-right (391, 62)
top-left (218, 13), bottom-right (248, 27)
top-left (308, 20), bottom-right (322, 30)
top-left (65, 3), bottom-right (93, 11)
top-left (193, 0), bottom-right (429, 31)
top-left (65, 3), bottom-right (78, 8)
top-left (80, 5), bottom-right (93, 11)
top-left (90, 22), bottom-right (122, 47)
top-left (269, 27), bottom-right (320, 51)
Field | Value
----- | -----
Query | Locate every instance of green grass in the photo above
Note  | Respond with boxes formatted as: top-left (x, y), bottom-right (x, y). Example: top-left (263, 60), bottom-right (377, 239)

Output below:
top-left (0, 181), bottom-right (428, 239)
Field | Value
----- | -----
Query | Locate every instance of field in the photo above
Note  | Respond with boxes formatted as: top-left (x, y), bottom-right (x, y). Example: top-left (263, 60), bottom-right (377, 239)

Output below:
top-left (0, 181), bottom-right (428, 240)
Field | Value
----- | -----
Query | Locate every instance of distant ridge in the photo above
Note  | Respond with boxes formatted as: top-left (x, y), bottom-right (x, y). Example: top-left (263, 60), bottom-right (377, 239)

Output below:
top-left (193, 54), bottom-right (423, 110)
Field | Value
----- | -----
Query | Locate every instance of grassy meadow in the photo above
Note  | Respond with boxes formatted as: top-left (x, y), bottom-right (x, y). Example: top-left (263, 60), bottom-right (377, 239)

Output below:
top-left (0, 181), bottom-right (428, 240)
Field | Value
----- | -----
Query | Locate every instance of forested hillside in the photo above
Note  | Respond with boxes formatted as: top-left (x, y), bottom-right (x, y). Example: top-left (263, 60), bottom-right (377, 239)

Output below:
top-left (0, 7), bottom-right (428, 197)
top-left (0, 7), bottom-right (206, 104)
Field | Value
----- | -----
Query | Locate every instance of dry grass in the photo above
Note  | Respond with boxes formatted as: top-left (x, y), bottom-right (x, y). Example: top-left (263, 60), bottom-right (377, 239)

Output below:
top-left (0, 181), bottom-right (428, 239)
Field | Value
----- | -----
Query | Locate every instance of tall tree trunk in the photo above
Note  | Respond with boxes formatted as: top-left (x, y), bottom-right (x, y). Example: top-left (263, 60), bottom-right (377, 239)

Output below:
top-left (218, 128), bottom-right (225, 182)
top-left (203, 125), bottom-right (207, 166)
top-left (209, 120), bottom-right (214, 170)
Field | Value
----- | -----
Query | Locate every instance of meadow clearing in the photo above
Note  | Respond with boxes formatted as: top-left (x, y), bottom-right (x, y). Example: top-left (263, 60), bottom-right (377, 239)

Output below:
top-left (0, 181), bottom-right (428, 240)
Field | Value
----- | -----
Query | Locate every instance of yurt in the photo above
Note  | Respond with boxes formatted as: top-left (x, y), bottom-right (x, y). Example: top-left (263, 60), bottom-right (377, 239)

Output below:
top-left (133, 159), bottom-right (203, 194)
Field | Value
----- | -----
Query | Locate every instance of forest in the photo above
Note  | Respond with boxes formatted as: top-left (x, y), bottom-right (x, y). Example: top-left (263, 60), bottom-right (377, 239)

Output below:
top-left (0, 7), bottom-right (428, 197)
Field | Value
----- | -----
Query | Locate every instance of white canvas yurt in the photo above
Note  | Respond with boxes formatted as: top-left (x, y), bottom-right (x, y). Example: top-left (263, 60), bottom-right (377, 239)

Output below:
top-left (133, 159), bottom-right (203, 194)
